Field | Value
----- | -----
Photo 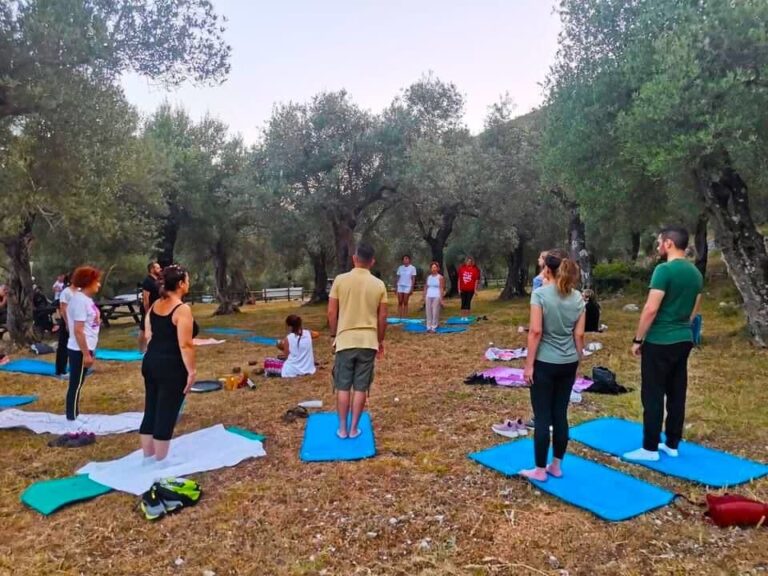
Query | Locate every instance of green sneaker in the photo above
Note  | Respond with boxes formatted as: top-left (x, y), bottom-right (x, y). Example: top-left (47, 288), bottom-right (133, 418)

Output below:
top-left (155, 477), bottom-right (202, 509)
top-left (139, 485), bottom-right (166, 521)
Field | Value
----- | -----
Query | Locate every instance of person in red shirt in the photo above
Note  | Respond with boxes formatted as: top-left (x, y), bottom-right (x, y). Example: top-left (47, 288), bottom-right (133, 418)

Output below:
top-left (457, 256), bottom-right (481, 317)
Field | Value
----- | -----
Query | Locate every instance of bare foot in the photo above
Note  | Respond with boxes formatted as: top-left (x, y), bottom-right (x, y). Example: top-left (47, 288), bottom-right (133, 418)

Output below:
top-left (349, 429), bottom-right (362, 439)
top-left (336, 430), bottom-right (348, 439)
top-left (519, 468), bottom-right (547, 482)
top-left (546, 464), bottom-right (563, 478)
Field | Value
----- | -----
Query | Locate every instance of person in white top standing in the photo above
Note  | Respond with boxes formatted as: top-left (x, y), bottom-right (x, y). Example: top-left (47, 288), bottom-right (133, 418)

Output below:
top-left (423, 261), bottom-right (445, 333)
top-left (395, 255), bottom-right (417, 318)
top-left (277, 315), bottom-right (316, 378)
top-left (65, 266), bottom-right (102, 420)
top-left (52, 274), bottom-right (66, 301)
top-left (55, 275), bottom-right (73, 377)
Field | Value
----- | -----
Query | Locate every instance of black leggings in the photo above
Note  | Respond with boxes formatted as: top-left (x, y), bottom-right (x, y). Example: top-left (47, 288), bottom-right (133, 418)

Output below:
top-left (530, 360), bottom-right (578, 468)
top-left (460, 291), bottom-right (474, 310)
top-left (140, 355), bottom-right (187, 441)
top-left (55, 321), bottom-right (69, 376)
top-left (66, 349), bottom-right (91, 420)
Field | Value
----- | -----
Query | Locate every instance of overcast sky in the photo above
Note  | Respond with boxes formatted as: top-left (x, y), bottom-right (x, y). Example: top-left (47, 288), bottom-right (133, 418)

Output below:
top-left (122, 0), bottom-right (561, 144)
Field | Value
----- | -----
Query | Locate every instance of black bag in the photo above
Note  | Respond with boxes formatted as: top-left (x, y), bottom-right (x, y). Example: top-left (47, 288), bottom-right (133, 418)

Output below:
top-left (587, 366), bottom-right (630, 394)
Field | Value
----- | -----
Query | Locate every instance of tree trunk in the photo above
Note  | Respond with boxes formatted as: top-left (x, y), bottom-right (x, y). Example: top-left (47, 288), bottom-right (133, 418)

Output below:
top-left (332, 216), bottom-right (356, 275)
top-left (212, 240), bottom-right (239, 315)
top-left (695, 166), bottom-right (768, 346)
top-left (3, 221), bottom-right (37, 346)
top-left (499, 238), bottom-right (526, 300)
top-left (567, 203), bottom-right (592, 289)
top-left (694, 212), bottom-right (709, 278)
top-left (629, 231), bottom-right (641, 262)
top-left (230, 268), bottom-right (249, 306)
top-left (309, 248), bottom-right (329, 303)
top-left (156, 211), bottom-right (180, 268)
top-left (446, 263), bottom-right (459, 297)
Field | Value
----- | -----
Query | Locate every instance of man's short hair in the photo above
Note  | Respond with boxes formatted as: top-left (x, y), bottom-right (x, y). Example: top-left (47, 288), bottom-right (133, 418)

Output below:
top-left (355, 243), bottom-right (375, 264)
top-left (660, 226), bottom-right (689, 250)
top-left (147, 261), bottom-right (158, 273)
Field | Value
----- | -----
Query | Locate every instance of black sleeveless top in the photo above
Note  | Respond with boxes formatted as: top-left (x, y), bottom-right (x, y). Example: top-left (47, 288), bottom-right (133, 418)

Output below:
top-left (146, 303), bottom-right (199, 358)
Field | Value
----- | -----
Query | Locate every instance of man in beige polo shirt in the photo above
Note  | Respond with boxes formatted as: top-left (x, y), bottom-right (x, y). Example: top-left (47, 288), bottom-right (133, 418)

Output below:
top-left (327, 243), bottom-right (388, 439)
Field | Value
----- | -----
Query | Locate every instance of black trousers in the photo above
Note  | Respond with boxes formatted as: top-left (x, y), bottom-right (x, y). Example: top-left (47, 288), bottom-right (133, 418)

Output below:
top-left (66, 349), bottom-right (91, 420)
top-left (530, 360), bottom-right (578, 468)
top-left (641, 341), bottom-right (693, 451)
top-left (460, 291), bottom-right (475, 310)
top-left (55, 320), bottom-right (69, 375)
top-left (140, 354), bottom-right (187, 441)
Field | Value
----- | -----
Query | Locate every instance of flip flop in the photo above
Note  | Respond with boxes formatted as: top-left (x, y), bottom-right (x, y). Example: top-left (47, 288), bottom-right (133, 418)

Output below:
top-left (348, 429), bottom-right (362, 440)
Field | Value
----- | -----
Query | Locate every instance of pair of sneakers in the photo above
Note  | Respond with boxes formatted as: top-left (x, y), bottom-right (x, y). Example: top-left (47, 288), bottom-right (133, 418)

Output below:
top-left (48, 431), bottom-right (96, 448)
top-left (491, 418), bottom-right (529, 439)
top-left (623, 443), bottom-right (678, 462)
top-left (140, 478), bottom-right (202, 521)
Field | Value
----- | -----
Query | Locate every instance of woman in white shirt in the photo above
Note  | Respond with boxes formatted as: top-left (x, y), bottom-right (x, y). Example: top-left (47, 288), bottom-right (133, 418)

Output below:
top-left (394, 255), bottom-right (417, 318)
top-left (66, 266), bottom-right (102, 420)
top-left (423, 261), bottom-right (445, 333)
top-left (276, 315), bottom-right (316, 378)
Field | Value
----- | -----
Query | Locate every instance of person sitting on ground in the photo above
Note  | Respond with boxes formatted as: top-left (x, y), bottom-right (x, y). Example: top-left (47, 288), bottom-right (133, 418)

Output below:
top-left (140, 265), bottom-right (198, 464)
top-left (521, 250), bottom-right (585, 482)
top-left (583, 289), bottom-right (602, 333)
top-left (328, 243), bottom-right (387, 439)
top-left (423, 261), bottom-right (445, 333)
top-left (268, 315), bottom-right (317, 378)
top-left (457, 256), bottom-right (481, 317)
top-left (395, 255), bottom-right (417, 318)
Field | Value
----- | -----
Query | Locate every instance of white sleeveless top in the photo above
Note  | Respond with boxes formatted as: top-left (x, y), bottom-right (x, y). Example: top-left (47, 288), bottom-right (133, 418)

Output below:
top-left (281, 331), bottom-right (316, 378)
top-left (426, 274), bottom-right (442, 298)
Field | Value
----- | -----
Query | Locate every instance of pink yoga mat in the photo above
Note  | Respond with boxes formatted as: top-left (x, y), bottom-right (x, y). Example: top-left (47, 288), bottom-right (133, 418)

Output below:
top-left (478, 366), bottom-right (593, 390)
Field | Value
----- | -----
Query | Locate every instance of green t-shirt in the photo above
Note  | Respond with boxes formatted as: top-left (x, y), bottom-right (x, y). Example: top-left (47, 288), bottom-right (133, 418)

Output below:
top-left (531, 284), bottom-right (585, 364)
top-left (645, 259), bottom-right (703, 345)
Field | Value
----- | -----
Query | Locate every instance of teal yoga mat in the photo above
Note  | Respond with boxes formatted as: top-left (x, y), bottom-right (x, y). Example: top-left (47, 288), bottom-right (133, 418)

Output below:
top-left (300, 412), bottom-right (375, 462)
top-left (0, 395), bottom-right (38, 408)
top-left (0, 359), bottom-right (59, 377)
top-left (21, 475), bottom-right (112, 515)
top-left (445, 316), bottom-right (477, 325)
top-left (403, 324), bottom-right (467, 334)
top-left (94, 349), bottom-right (144, 362)
top-left (469, 438), bottom-right (675, 522)
top-left (570, 418), bottom-right (768, 488)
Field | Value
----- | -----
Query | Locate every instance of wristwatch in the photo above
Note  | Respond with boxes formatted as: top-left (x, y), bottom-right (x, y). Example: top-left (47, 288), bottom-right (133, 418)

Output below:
top-left (632, 337), bottom-right (644, 345)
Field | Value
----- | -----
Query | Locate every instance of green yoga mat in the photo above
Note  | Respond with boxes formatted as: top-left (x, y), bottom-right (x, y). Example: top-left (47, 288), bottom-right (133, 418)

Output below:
top-left (21, 427), bottom-right (266, 515)
top-left (21, 475), bottom-right (112, 515)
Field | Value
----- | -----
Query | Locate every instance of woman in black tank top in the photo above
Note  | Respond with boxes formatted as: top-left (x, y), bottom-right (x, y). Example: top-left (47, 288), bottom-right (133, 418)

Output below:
top-left (139, 265), bottom-right (198, 463)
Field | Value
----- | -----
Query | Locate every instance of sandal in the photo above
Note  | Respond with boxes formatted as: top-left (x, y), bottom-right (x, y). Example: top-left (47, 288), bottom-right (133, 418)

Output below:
top-left (281, 406), bottom-right (309, 423)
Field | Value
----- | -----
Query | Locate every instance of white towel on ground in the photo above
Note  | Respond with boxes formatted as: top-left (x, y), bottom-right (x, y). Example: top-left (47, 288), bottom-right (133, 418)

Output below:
top-left (0, 409), bottom-right (143, 435)
top-left (77, 424), bottom-right (267, 495)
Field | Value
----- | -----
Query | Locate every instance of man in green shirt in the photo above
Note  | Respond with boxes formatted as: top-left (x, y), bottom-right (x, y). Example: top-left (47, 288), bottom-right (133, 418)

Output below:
top-left (625, 226), bottom-right (703, 462)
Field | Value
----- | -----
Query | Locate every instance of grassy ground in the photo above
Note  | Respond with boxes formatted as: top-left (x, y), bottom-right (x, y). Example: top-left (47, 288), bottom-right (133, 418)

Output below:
top-left (0, 277), bottom-right (766, 575)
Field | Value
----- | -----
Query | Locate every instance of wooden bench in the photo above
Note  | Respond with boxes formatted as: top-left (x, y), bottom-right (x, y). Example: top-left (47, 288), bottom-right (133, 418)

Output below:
top-left (261, 287), bottom-right (305, 302)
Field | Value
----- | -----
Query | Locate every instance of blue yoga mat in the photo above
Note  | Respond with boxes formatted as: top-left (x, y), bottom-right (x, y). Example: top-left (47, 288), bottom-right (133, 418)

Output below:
top-left (94, 349), bottom-right (143, 362)
top-left (243, 336), bottom-right (280, 346)
top-left (403, 324), bottom-right (467, 334)
top-left (0, 359), bottom-right (59, 377)
top-left (0, 395), bottom-right (38, 408)
top-left (203, 327), bottom-right (253, 336)
top-left (570, 417), bottom-right (768, 488)
top-left (300, 412), bottom-right (376, 462)
top-left (445, 316), bottom-right (477, 325)
top-left (469, 439), bottom-right (675, 522)
top-left (387, 317), bottom-right (425, 325)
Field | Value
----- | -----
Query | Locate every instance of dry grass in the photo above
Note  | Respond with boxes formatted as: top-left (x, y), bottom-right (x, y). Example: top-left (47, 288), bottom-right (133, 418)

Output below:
top-left (1, 282), bottom-right (767, 576)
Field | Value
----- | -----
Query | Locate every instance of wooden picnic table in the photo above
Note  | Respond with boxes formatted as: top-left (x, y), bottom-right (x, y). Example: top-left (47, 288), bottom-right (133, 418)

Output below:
top-left (97, 298), bottom-right (142, 328)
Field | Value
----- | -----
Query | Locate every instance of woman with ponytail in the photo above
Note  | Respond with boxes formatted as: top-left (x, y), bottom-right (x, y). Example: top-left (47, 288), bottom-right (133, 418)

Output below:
top-left (139, 265), bottom-right (198, 464)
top-left (521, 250), bottom-right (586, 482)
top-left (275, 314), bottom-right (316, 378)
